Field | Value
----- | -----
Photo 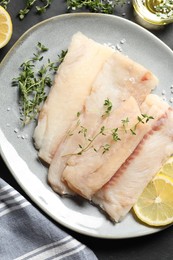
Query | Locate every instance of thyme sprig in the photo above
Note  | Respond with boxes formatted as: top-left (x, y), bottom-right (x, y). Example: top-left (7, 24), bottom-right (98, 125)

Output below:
top-left (121, 117), bottom-right (129, 133)
top-left (67, 0), bottom-right (126, 14)
top-left (12, 42), bottom-right (67, 125)
top-left (77, 125), bottom-right (107, 155)
top-left (64, 105), bottom-right (154, 157)
top-left (130, 114), bottom-right (154, 135)
top-left (102, 98), bottom-right (112, 117)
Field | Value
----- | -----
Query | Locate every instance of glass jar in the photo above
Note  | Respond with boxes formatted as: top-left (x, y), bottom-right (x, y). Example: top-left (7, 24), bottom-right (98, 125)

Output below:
top-left (133, 0), bottom-right (173, 29)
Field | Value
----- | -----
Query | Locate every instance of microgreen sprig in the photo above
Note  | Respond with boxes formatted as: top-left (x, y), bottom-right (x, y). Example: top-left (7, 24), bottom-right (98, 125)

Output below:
top-left (67, 0), bottom-right (126, 14)
top-left (0, 0), bottom-right (10, 9)
top-left (18, 0), bottom-right (52, 20)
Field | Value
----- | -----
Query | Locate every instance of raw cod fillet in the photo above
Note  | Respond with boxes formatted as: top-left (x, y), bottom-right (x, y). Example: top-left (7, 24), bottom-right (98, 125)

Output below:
top-left (49, 96), bottom-right (141, 195)
top-left (62, 97), bottom-right (151, 199)
top-left (92, 98), bottom-right (173, 222)
top-left (33, 32), bottom-right (114, 164)
top-left (62, 95), bottom-right (169, 199)
top-left (48, 50), bottom-right (158, 195)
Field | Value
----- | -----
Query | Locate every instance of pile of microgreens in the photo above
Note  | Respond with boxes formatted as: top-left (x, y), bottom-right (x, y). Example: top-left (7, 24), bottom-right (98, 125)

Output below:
top-left (67, 0), bottom-right (126, 14)
top-left (0, 0), bottom-right (52, 18)
top-left (12, 42), bottom-right (67, 125)
top-left (64, 99), bottom-right (154, 156)
top-left (0, 0), bottom-right (126, 19)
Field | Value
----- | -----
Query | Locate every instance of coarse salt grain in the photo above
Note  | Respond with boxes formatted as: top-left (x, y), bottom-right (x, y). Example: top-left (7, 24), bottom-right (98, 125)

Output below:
top-left (162, 90), bottom-right (166, 95)
top-left (25, 134), bottom-right (28, 139)
top-left (14, 128), bottom-right (19, 133)
top-left (120, 39), bottom-right (126, 44)
top-left (116, 44), bottom-right (122, 52)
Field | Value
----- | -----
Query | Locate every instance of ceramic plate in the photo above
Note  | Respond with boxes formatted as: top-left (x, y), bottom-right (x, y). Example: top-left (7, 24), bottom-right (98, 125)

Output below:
top-left (1, 13), bottom-right (173, 239)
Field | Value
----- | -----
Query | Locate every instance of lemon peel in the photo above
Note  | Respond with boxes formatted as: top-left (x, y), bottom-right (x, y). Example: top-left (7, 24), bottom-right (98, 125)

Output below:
top-left (0, 6), bottom-right (13, 48)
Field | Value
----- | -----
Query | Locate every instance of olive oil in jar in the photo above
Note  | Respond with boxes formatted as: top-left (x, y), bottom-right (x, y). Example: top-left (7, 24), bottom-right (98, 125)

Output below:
top-left (133, 0), bottom-right (173, 28)
top-left (144, 0), bottom-right (173, 19)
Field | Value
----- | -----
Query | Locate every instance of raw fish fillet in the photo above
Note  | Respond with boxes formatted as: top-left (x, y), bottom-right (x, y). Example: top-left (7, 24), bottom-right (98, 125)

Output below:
top-left (48, 51), bottom-right (158, 195)
top-left (62, 97), bottom-right (150, 199)
top-left (93, 100), bottom-right (173, 222)
top-left (95, 50), bottom-right (158, 106)
top-left (48, 97), bottom-right (141, 194)
top-left (33, 32), bottom-right (114, 164)
top-left (62, 95), bottom-right (169, 199)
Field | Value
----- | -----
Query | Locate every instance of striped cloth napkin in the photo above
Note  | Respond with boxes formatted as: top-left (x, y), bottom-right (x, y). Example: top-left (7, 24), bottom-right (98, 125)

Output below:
top-left (0, 178), bottom-right (98, 260)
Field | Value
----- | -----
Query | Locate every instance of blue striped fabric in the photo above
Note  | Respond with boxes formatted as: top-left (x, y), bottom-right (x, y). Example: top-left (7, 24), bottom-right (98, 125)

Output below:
top-left (0, 178), bottom-right (98, 260)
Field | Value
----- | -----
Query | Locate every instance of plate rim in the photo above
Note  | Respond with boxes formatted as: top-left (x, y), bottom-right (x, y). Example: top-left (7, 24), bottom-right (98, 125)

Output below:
top-left (1, 13), bottom-right (173, 69)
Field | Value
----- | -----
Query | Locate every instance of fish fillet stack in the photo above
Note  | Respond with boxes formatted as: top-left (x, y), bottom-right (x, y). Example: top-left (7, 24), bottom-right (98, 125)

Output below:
top-left (33, 32), bottom-right (173, 222)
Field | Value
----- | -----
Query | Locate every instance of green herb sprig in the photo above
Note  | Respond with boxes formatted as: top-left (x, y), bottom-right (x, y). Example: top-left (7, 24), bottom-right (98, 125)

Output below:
top-left (18, 0), bottom-right (52, 20)
top-left (102, 98), bottom-right (112, 117)
top-left (0, 0), bottom-right (10, 9)
top-left (130, 114), bottom-right (154, 135)
top-left (64, 100), bottom-right (154, 157)
top-left (67, 0), bottom-right (126, 14)
top-left (76, 125), bottom-right (108, 155)
top-left (12, 42), bottom-right (67, 125)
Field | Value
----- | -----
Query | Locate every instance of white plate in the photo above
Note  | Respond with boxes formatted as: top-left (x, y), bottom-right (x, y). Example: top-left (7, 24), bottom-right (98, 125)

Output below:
top-left (0, 13), bottom-right (173, 239)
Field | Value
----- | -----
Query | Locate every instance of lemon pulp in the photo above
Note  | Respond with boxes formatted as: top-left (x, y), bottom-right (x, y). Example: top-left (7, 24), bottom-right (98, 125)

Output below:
top-left (0, 6), bottom-right (13, 48)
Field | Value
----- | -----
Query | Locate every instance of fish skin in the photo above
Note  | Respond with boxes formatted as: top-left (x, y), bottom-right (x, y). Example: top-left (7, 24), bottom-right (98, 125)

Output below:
top-left (33, 32), bottom-right (114, 164)
top-left (48, 50), bottom-right (158, 196)
top-left (92, 101), bottom-right (173, 222)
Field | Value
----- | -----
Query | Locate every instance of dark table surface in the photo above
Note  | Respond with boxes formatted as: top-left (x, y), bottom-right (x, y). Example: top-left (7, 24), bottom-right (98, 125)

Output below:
top-left (1, 1), bottom-right (173, 260)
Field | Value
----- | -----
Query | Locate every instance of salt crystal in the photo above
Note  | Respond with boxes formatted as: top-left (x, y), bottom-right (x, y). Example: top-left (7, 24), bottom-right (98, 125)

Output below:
top-left (116, 44), bottom-right (122, 52)
top-left (14, 128), bottom-right (19, 133)
top-left (162, 90), bottom-right (166, 95)
top-left (25, 134), bottom-right (28, 139)
top-left (120, 39), bottom-right (126, 44)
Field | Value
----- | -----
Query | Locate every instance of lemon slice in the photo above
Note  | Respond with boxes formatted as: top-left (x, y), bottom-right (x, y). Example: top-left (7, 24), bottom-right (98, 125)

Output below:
top-left (159, 156), bottom-right (173, 179)
top-left (133, 173), bottom-right (173, 226)
top-left (0, 6), bottom-right (13, 48)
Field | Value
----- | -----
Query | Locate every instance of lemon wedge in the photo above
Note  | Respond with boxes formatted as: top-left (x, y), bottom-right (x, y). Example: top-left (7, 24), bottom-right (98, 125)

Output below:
top-left (133, 173), bottom-right (173, 226)
top-left (159, 156), bottom-right (173, 179)
top-left (0, 6), bottom-right (13, 48)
